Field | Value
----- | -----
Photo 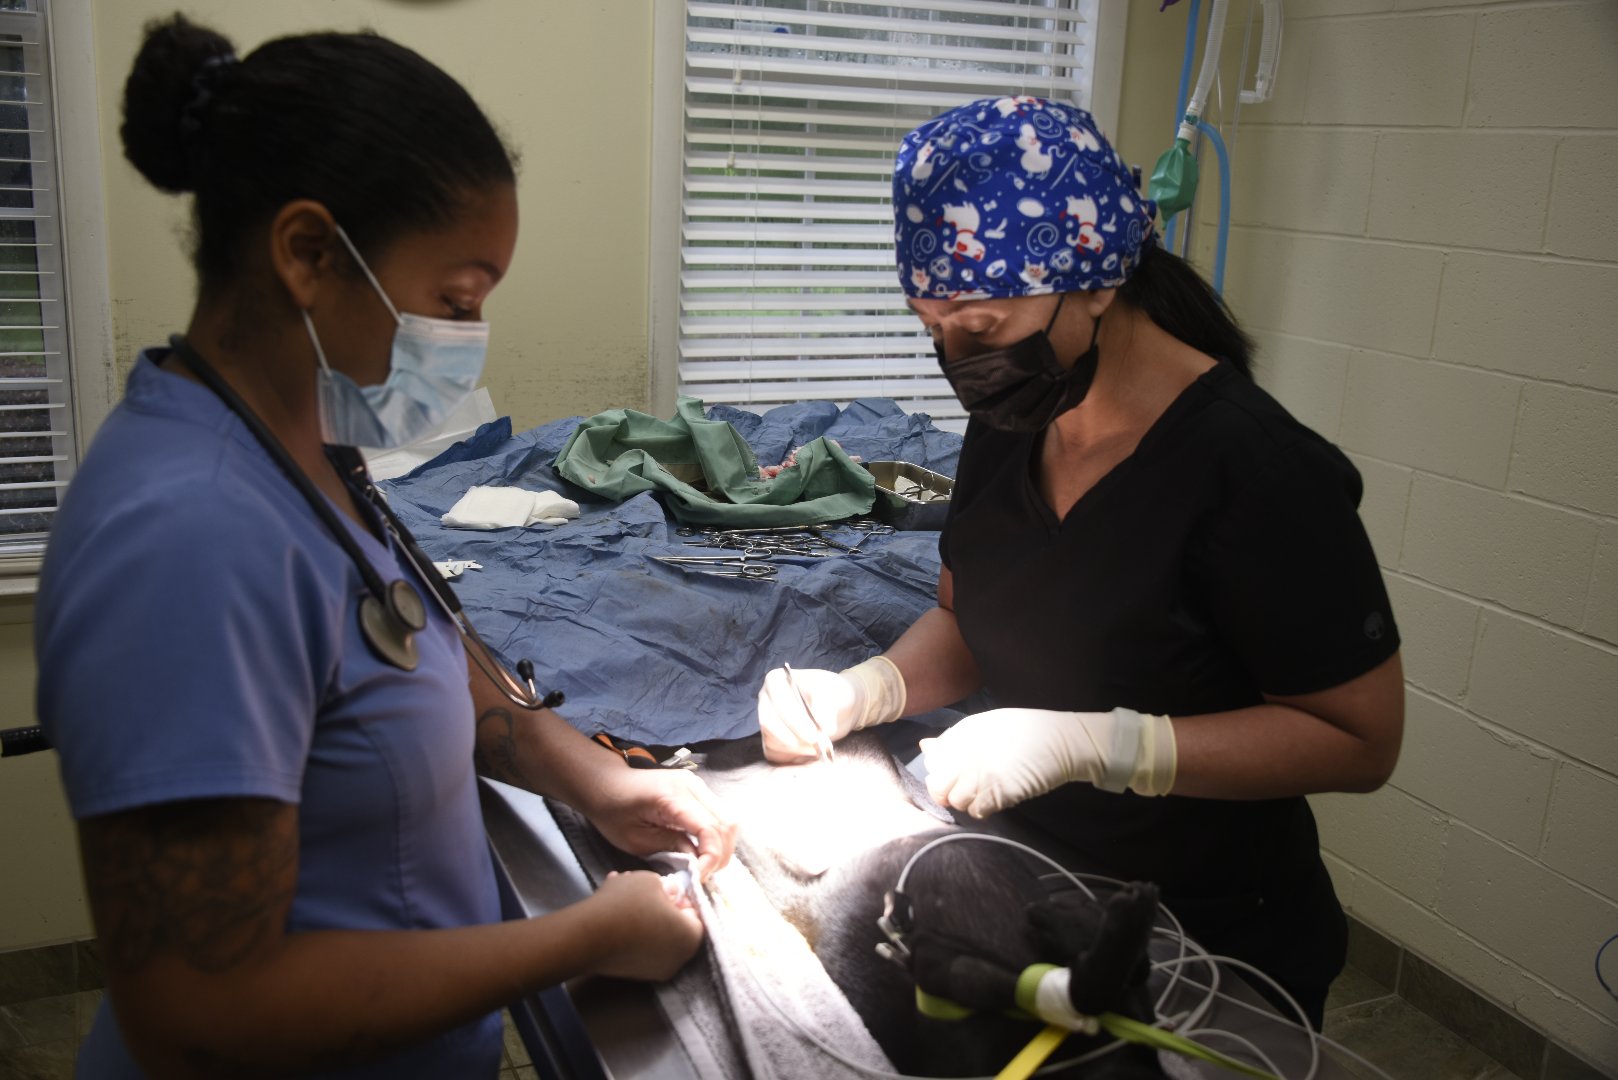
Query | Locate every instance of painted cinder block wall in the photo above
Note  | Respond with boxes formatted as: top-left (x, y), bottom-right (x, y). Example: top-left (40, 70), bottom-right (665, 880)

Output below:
top-left (1176, 0), bottom-right (1618, 1068)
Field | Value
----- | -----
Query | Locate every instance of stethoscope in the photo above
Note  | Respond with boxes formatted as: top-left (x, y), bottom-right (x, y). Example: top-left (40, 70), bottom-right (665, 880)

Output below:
top-left (171, 335), bottom-right (564, 711)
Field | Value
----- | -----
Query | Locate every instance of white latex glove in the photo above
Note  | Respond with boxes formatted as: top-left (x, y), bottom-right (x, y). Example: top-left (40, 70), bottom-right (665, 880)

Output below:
top-left (757, 656), bottom-right (907, 764)
top-left (920, 707), bottom-right (1177, 818)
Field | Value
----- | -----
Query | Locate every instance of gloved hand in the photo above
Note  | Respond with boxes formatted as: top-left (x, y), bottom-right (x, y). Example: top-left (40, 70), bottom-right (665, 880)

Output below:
top-left (757, 656), bottom-right (907, 763)
top-left (920, 707), bottom-right (1176, 818)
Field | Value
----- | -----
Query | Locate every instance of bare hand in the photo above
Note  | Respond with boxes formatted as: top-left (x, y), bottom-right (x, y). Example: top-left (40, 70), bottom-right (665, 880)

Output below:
top-left (580, 871), bottom-right (704, 981)
top-left (581, 766), bottom-right (737, 881)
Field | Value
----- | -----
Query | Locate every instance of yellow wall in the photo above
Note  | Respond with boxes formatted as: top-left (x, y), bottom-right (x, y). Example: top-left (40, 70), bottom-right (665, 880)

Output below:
top-left (0, 596), bottom-right (90, 949)
top-left (1111, 2), bottom-right (1183, 204)
top-left (93, 0), bottom-right (659, 430)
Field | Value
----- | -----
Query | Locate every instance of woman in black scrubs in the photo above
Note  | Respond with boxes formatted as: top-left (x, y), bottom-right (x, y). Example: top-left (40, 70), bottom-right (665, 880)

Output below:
top-left (757, 98), bottom-right (1403, 1028)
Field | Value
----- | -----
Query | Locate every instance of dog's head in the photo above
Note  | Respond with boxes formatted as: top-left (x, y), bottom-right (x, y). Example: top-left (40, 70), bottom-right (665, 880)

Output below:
top-left (813, 832), bottom-right (1167, 1078)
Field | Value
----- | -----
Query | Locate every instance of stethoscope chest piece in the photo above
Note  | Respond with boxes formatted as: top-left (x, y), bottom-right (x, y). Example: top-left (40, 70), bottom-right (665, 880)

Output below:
top-left (168, 337), bottom-right (563, 700)
top-left (388, 578), bottom-right (428, 632)
top-left (360, 587), bottom-right (422, 672)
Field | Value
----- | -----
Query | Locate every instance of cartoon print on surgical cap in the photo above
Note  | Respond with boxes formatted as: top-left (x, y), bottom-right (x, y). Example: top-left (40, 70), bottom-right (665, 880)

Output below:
top-left (941, 203), bottom-right (985, 262)
top-left (894, 97), bottom-right (1157, 300)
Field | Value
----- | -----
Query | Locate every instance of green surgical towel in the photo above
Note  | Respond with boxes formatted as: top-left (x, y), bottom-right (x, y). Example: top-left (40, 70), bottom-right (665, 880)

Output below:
top-left (554, 396), bottom-right (875, 527)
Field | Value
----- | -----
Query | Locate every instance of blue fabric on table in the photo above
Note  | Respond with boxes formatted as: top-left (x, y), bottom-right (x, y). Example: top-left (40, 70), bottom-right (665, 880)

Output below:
top-left (381, 399), bottom-right (964, 745)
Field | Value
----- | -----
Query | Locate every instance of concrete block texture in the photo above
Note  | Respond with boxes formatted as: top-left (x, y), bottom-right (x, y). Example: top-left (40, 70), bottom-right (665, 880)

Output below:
top-left (1303, 14), bottom-right (1472, 127)
top-left (1401, 474), bottom-right (1600, 628)
top-left (1286, 0), bottom-right (1391, 17)
top-left (1321, 850), bottom-right (1363, 912)
top-left (1349, 871), bottom-right (1618, 1074)
top-left (1311, 786), bottom-right (1449, 905)
top-left (1225, 229), bottom-right (1445, 356)
top-left (1394, 0), bottom-right (1517, 8)
top-left (1384, 573), bottom-right (1479, 701)
top-left (1468, 3), bottom-right (1618, 130)
top-left (1250, 329), bottom-right (1349, 441)
top-left (1390, 689), bottom-right (1555, 852)
top-left (1339, 353), bottom-right (1520, 488)
top-left (1346, 453), bottom-right (1413, 568)
top-left (1368, 133), bottom-right (1557, 252)
top-left (1228, 128), bottom-right (1376, 237)
top-left (1540, 762), bottom-right (1618, 900)
top-left (1545, 137), bottom-right (1618, 263)
top-left (1436, 824), bottom-right (1618, 1015)
top-left (1432, 253), bottom-right (1618, 394)
top-left (1509, 383), bottom-right (1618, 519)
top-left (1587, 525), bottom-right (1618, 647)
top-left (1545, 1044), bottom-right (1618, 1080)
top-left (1469, 610), bottom-right (1618, 774)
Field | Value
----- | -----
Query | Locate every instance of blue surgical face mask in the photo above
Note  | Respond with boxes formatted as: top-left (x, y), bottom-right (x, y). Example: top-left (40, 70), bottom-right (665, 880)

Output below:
top-left (302, 225), bottom-right (490, 449)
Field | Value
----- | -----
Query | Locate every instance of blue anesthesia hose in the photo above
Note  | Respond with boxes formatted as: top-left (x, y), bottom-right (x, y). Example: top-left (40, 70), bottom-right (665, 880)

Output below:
top-left (1194, 119), bottom-right (1231, 294)
top-left (1163, 0), bottom-right (1201, 256)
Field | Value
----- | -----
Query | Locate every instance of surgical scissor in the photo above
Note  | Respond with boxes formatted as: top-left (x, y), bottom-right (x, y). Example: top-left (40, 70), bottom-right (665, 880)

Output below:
top-left (652, 555), bottom-right (779, 579)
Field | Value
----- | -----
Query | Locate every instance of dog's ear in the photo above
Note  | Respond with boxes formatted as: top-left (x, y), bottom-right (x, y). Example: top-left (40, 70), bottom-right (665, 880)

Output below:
top-left (1064, 883), bottom-right (1161, 1015)
top-left (1026, 888), bottom-right (1108, 958)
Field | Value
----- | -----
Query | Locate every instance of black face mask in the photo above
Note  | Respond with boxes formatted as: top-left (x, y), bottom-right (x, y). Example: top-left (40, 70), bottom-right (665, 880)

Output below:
top-left (934, 295), bottom-right (1102, 433)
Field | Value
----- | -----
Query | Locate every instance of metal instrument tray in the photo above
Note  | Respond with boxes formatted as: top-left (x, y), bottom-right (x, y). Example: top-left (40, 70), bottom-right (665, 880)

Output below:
top-left (862, 460), bottom-right (954, 531)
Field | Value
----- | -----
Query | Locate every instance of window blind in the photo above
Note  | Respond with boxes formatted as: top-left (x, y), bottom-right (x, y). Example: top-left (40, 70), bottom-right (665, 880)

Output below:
top-left (678, 0), bottom-right (1099, 432)
top-left (0, 0), bottom-right (71, 563)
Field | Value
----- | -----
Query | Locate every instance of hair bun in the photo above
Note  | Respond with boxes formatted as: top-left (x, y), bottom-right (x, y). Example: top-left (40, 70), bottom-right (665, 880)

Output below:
top-left (120, 14), bottom-right (237, 194)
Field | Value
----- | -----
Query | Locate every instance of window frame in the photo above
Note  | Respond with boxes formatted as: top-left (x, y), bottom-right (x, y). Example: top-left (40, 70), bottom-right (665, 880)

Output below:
top-left (646, 0), bottom-right (1128, 419)
top-left (0, 0), bottom-right (115, 594)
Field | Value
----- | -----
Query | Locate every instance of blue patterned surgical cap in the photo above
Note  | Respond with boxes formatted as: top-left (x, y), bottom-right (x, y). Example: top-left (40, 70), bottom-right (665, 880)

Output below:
top-left (892, 96), bottom-right (1156, 300)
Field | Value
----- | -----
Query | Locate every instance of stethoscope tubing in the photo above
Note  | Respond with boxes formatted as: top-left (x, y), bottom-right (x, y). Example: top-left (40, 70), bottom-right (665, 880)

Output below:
top-left (171, 335), bottom-right (558, 711)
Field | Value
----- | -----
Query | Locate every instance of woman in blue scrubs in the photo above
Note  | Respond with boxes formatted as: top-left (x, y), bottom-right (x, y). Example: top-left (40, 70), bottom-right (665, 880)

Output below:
top-left (35, 16), bottom-right (733, 1079)
top-left (758, 98), bottom-right (1403, 1028)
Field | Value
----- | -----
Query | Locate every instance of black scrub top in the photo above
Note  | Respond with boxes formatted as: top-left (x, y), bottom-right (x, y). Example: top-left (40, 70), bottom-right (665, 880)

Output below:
top-left (941, 361), bottom-right (1399, 970)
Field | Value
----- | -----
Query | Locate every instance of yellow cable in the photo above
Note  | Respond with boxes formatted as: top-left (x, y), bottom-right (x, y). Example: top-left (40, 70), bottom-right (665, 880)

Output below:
top-left (993, 1024), bottom-right (1069, 1080)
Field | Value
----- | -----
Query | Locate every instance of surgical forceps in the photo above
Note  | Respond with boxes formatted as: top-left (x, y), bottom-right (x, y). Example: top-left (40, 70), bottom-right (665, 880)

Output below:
top-left (783, 662), bottom-right (834, 763)
top-left (675, 523), bottom-right (865, 557)
top-left (652, 554), bottom-right (779, 579)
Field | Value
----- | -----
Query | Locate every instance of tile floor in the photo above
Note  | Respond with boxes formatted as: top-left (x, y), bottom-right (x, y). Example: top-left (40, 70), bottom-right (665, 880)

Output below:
top-left (0, 956), bottom-right (1564, 1080)
top-left (499, 1008), bottom-right (535, 1079)
top-left (1321, 966), bottom-right (1528, 1080)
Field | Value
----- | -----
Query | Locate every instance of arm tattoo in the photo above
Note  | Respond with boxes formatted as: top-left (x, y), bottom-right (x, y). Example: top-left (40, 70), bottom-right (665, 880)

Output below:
top-left (473, 704), bottom-right (524, 785)
top-left (79, 799), bottom-right (297, 977)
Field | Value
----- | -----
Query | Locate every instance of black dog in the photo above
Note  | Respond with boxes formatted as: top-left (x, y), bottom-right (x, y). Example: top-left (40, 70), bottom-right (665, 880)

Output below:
top-left (700, 735), bottom-right (1167, 1078)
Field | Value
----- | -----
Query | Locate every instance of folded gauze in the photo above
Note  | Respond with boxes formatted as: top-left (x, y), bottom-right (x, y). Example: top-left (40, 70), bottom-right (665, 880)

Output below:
top-left (441, 485), bottom-right (581, 529)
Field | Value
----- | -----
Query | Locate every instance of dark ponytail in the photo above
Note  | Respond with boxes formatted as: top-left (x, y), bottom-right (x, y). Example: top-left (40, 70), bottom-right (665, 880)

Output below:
top-left (1117, 243), bottom-right (1253, 378)
top-left (120, 15), bottom-right (517, 289)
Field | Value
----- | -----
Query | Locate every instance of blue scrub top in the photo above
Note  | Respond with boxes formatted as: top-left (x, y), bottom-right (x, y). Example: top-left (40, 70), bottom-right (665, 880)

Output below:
top-left (35, 350), bottom-right (503, 1079)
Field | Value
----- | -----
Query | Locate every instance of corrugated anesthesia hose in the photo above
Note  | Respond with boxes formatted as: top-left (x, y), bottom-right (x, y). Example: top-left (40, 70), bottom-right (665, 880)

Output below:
top-left (1161, 0), bottom-right (1202, 256)
top-left (1181, 0), bottom-right (1230, 143)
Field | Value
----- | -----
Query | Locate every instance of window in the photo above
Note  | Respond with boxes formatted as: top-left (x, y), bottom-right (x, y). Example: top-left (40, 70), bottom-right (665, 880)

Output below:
top-left (652, 0), bottom-right (1123, 432)
top-left (0, 0), bottom-right (107, 590)
top-left (0, 0), bottom-right (69, 571)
